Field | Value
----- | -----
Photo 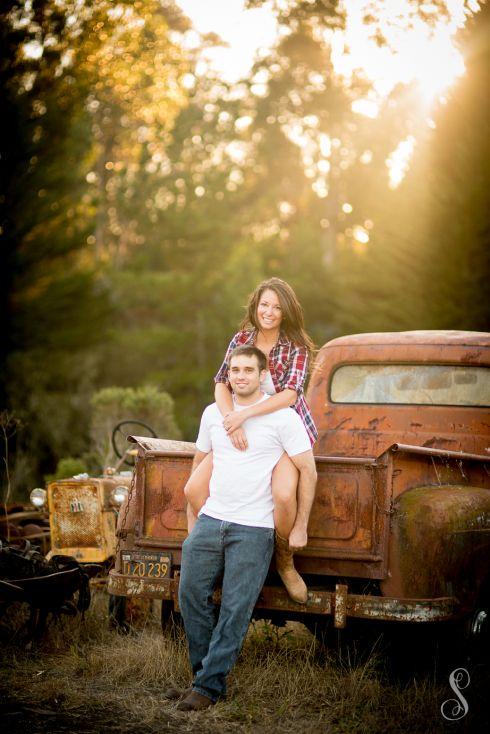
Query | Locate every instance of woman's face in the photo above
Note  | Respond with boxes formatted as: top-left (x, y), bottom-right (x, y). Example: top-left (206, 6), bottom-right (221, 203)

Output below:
top-left (256, 288), bottom-right (283, 333)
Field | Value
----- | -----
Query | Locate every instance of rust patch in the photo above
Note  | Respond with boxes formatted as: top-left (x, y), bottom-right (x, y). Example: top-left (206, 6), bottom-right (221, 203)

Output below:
top-left (50, 483), bottom-right (103, 549)
top-left (423, 437), bottom-right (457, 448)
top-left (334, 584), bottom-right (347, 628)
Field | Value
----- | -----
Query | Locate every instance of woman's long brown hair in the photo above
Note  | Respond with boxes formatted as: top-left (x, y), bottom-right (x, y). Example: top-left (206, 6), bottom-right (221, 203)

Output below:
top-left (240, 278), bottom-right (315, 358)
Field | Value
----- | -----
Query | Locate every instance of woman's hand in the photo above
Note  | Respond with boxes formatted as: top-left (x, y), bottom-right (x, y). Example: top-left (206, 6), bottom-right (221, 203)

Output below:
top-left (222, 410), bottom-right (247, 435)
top-left (228, 426), bottom-right (248, 451)
top-left (222, 412), bottom-right (249, 450)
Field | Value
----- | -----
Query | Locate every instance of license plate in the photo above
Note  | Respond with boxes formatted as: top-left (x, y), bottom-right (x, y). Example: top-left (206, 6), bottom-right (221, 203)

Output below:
top-left (121, 550), bottom-right (171, 579)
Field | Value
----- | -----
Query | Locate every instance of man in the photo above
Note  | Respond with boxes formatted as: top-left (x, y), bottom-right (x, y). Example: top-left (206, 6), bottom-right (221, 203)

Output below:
top-left (174, 345), bottom-right (317, 711)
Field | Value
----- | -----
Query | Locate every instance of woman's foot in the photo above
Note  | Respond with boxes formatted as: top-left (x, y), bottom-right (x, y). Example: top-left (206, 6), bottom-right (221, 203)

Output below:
top-left (274, 533), bottom-right (308, 604)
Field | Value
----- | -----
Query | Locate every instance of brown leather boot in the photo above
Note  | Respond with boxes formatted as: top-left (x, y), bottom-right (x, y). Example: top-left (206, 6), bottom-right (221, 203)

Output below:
top-left (176, 690), bottom-right (215, 711)
top-left (162, 686), bottom-right (192, 700)
top-left (274, 533), bottom-right (308, 604)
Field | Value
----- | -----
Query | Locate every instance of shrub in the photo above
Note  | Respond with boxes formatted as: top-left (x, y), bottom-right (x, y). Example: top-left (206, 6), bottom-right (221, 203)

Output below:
top-left (44, 457), bottom-right (88, 484)
top-left (89, 385), bottom-right (181, 469)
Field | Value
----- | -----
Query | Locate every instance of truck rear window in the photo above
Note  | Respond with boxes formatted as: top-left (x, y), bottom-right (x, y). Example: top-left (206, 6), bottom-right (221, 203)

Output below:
top-left (330, 364), bottom-right (490, 406)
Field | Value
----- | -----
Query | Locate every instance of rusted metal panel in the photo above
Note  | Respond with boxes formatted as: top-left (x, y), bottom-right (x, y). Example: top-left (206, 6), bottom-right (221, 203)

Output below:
top-left (47, 477), bottom-right (128, 563)
top-left (345, 594), bottom-right (456, 622)
top-left (334, 584), bottom-right (348, 628)
top-left (108, 569), bottom-right (457, 623)
top-left (392, 444), bottom-right (490, 462)
top-left (320, 331), bottom-right (489, 348)
top-left (49, 482), bottom-right (104, 549)
top-left (128, 436), bottom-right (196, 454)
top-left (130, 450), bottom-right (392, 579)
top-left (389, 450), bottom-right (489, 503)
top-left (309, 334), bottom-right (490, 459)
top-left (108, 571), bottom-right (176, 600)
top-left (299, 457), bottom-right (391, 579)
top-left (141, 457), bottom-right (189, 541)
top-left (381, 484), bottom-right (490, 603)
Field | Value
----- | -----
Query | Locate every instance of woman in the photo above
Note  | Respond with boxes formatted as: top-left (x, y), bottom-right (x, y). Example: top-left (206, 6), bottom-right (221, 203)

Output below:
top-left (184, 277), bottom-right (317, 603)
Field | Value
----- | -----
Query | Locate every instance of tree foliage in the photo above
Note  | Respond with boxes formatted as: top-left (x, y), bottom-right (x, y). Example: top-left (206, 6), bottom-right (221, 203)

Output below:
top-left (1, 0), bottom-right (487, 496)
top-left (0, 0), bottom-right (190, 493)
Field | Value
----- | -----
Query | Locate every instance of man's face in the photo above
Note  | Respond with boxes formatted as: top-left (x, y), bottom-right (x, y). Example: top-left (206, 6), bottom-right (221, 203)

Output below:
top-left (229, 354), bottom-right (265, 398)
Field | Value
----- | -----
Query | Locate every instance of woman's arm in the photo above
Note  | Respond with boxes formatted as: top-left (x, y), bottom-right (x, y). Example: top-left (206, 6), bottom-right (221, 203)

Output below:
top-left (223, 388), bottom-right (297, 435)
top-left (215, 381), bottom-right (249, 450)
top-left (215, 382), bottom-right (234, 417)
top-left (224, 341), bottom-right (310, 434)
top-left (213, 332), bottom-right (250, 450)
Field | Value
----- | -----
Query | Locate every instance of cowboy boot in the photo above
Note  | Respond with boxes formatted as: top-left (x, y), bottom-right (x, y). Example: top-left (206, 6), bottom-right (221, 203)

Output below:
top-left (274, 533), bottom-right (308, 604)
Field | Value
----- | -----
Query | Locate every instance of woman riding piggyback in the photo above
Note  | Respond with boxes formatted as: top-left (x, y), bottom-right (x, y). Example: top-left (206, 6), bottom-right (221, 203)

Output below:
top-left (185, 277), bottom-right (317, 603)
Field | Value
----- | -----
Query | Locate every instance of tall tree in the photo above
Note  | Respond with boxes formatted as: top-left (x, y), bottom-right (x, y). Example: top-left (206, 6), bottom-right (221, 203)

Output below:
top-left (0, 0), bottom-right (190, 491)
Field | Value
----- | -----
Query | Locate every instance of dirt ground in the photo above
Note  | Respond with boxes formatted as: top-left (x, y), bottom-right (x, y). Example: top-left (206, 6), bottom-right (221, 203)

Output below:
top-left (1, 595), bottom-right (489, 734)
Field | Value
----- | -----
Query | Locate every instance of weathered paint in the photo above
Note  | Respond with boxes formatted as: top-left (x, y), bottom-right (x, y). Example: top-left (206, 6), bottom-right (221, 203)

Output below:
top-left (381, 482), bottom-right (490, 604)
top-left (334, 584), bottom-right (348, 628)
top-left (107, 570), bottom-right (457, 623)
top-left (309, 332), bottom-right (490, 458)
top-left (125, 443), bottom-right (392, 580)
top-left (47, 476), bottom-right (131, 563)
top-left (108, 572), bottom-right (176, 599)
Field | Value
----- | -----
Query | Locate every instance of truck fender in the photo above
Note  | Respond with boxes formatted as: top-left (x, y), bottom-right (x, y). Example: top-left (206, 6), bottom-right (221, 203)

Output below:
top-left (380, 485), bottom-right (490, 611)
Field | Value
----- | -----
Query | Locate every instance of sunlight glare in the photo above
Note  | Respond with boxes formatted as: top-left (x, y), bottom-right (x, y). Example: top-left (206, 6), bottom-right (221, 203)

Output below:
top-left (332, 1), bottom-right (470, 111)
top-left (176, 0), bottom-right (278, 82)
top-left (351, 98), bottom-right (379, 119)
top-left (386, 136), bottom-right (416, 189)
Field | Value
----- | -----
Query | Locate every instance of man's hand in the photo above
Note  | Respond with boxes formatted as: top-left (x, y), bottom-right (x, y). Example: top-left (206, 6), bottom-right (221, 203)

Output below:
top-left (223, 410), bottom-right (246, 435)
top-left (228, 426), bottom-right (248, 451)
top-left (288, 524), bottom-right (308, 552)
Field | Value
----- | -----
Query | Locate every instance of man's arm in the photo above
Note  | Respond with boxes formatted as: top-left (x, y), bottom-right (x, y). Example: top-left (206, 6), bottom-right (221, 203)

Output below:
top-left (287, 450), bottom-right (317, 551)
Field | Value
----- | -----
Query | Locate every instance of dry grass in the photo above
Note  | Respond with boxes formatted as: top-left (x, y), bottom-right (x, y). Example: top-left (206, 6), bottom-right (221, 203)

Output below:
top-left (0, 591), bottom-right (488, 733)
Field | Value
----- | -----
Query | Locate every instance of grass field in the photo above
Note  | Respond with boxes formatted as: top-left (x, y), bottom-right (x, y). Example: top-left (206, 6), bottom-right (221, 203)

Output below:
top-left (1, 591), bottom-right (488, 734)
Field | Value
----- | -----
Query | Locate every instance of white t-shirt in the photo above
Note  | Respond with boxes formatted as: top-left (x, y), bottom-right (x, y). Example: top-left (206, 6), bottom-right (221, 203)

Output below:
top-left (261, 370), bottom-right (276, 396)
top-left (195, 394), bottom-right (311, 528)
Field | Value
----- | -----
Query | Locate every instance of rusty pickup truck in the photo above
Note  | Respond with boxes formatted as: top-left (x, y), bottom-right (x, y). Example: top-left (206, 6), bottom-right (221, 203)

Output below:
top-left (108, 331), bottom-right (490, 650)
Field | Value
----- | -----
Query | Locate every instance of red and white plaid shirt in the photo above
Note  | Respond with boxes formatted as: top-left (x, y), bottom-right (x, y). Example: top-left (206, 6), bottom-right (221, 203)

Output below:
top-left (214, 330), bottom-right (318, 445)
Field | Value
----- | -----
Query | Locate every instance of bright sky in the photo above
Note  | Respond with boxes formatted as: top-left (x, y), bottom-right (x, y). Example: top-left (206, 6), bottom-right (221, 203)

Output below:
top-left (175, 0), bottom-right (478, 192)
top-left (175, 0), bottom-right (279, 82)
top-left (176, 0), bottom-right (475, 103)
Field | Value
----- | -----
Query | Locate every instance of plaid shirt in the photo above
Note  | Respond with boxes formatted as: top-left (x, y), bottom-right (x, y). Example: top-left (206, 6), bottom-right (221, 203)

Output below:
top-left (214, 330), bottom-right (318, 445)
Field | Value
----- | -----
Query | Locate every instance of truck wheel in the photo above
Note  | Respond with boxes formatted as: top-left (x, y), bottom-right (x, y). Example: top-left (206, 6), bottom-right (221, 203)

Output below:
top-left (161, 600), bottom-right (182, 635)
top-left (108, 594), bottom-right (129, 633)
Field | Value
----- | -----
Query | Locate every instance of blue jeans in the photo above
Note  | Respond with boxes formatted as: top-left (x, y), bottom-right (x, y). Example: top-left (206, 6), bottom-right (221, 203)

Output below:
top-left (178, 514), bottom-right (274, 702)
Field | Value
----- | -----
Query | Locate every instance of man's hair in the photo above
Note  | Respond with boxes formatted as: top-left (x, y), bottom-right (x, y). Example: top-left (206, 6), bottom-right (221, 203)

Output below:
top-left (229, 345), bottom-right (267, 372)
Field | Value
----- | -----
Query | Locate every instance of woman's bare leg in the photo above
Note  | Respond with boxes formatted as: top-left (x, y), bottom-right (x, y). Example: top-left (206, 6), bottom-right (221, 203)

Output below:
top-left (184, 452), bottom-right (213, 533)
top-left (271, 453), bottom-right (307, 603)
top-left (272, 452), bottom-right (298, 538)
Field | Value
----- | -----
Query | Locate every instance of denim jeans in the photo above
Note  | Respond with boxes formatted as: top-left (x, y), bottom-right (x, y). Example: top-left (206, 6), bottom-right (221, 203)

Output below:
top-left (178, 513), bottom-right (274, 702)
